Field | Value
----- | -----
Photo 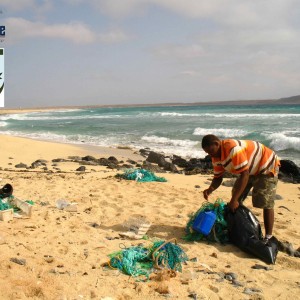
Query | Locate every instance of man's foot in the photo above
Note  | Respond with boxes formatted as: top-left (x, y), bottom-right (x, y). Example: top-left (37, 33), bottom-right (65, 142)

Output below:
top-left (262, 235), bottom-right (273, 244)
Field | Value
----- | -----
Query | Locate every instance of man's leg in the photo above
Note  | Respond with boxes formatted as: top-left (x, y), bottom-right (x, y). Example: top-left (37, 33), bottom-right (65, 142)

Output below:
top-left (263, 208), bottom-right (274, 236)
top-left (252, 175), bottom-right (278, 237)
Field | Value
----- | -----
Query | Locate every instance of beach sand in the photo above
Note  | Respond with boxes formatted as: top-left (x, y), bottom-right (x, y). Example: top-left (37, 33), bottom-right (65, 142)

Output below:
top-left (0, 134), bottom-right (299, 300)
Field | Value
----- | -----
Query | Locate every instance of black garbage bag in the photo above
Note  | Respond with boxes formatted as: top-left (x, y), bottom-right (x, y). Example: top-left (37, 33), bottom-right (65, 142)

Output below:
top-left (0, 183), bottom-right (13, 198)
top-left (225, 205), bottom-right (278, 264)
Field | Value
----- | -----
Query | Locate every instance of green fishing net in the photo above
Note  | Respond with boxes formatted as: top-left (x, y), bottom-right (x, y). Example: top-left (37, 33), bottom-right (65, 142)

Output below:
top-left (0, 197), bottom-right (13, 211)
top-left (116, 168), bottom-right (167, 182)
top-left (107, 239), bottom-right (188, 279)
top-left (184, 198), bottom-right (229, 244)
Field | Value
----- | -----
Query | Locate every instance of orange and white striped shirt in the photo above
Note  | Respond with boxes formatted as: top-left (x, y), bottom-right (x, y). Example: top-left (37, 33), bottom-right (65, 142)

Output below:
top-left (212, 139), bottom-right (280, 178)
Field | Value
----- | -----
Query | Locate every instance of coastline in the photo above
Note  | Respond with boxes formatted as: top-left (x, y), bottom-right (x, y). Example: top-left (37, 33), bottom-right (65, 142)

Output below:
top-left (0, 94), bottom-right (299, 114)
top-left (0, 133), bottom-right (299, 299)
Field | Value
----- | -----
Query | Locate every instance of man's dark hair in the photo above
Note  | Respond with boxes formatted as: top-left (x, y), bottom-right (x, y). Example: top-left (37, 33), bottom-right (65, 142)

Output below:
top-left (201, 134), bottom-right (220, 149)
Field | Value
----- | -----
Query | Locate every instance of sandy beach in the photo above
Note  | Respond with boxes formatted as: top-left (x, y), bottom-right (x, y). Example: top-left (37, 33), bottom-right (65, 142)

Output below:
top-left (0, 134), bottom-right (299, 300)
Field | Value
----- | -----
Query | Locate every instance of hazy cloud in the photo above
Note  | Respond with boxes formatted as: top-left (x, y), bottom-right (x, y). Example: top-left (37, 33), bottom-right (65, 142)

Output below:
top-left (152, 44), bottom-right (205, 60)
top-left (0, 0), bottom-right (52, 12)
top-left (98, 29), bottom-right (132, 44)
top-left (5, 18), bottom-right (96, 44)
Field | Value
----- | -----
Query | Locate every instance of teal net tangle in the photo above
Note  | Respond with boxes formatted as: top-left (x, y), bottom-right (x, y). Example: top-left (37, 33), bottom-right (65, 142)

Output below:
top-left (0, 197), bottom-right (12, 211)
top-left (108, 245), bottom-right (152, 278)
top-left (107, 239), bottom-right (188, 280)
top-left (150, 239), bottom-right (188, 272)
top-left (116, 168), bottom-right (167, 183)
top-left (184, 198), bottom-right (229, 244)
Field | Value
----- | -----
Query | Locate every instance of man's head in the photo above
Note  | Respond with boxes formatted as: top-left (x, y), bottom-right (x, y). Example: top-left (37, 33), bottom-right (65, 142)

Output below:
top-left (201, 134), bottom-right (221, 158)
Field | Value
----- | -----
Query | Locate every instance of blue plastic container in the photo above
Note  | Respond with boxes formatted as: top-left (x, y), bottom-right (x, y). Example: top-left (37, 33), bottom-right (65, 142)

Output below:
top-left (192, 211), bottom-right (217, 235)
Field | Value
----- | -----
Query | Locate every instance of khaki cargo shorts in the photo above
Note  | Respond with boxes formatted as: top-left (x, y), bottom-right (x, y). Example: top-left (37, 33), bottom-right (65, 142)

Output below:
top-left (233, 174), bottom-right (278, 209)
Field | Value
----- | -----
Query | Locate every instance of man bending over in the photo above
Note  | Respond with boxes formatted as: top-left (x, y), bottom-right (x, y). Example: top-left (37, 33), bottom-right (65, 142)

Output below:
top-left (201, 134), bottom-right (280, 242)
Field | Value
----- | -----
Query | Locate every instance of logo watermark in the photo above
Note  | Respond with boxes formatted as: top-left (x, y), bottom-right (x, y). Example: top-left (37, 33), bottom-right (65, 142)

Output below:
top-left (0, 48), bottom-right (4, 107)
top-left (0, 25), bottom-right (4, 43)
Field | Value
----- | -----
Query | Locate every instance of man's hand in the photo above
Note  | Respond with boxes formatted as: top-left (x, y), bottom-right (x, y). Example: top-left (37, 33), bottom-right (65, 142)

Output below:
top-left (202, 177), bottom-right (223, 200)
top-left (203, 187), bottom-right (213, 200)
top-left (228, 200), bottom-right (239, 212)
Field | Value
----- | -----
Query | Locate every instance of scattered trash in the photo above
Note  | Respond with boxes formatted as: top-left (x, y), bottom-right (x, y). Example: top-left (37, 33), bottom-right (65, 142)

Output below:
top-left (0, 189), bottom-right (34, 220)
top-left (56, 199), bottom-right (78, 212)
top-left (0, 208), bottom-right (13, 222)
top-left (119, 216), bottom-right (151, 240)
top-left (11, 197), bottom-right (34, 217)
top-left (10, 257), bottom-right (27, 265)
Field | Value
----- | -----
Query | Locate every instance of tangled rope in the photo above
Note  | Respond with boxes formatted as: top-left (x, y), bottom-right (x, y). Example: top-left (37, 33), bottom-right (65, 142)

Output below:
top-left (106, 239), bottom-right (188, 279)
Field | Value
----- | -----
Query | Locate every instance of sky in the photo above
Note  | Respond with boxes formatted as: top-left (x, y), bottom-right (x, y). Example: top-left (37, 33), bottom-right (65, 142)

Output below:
top-left (1, 0), bottom-right (300, 108)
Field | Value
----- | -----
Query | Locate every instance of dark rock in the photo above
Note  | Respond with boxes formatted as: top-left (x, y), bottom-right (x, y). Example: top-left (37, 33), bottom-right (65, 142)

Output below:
top-left (162, 161), bottom-right (178, 172)
top-left (139, 149), bottom-right (150, 157)
top-left (275, 194), bottom-right (283, 200)
top-left (68, 156), bottom-right (82, 161)
top-left (146, 151), bottom-right (167, 166)
top-left (217, 272), bottom-right (225, 279)
top-left (279, 159), bottom-right (300, 183)
top-left (294, 251), bottom-right (300, 258)
top-left (98, 158), bottom-right (118, 169)
top-left (184, 167), bottom-right (211, 175)
top-left (76, 166), bottom-right (86, 172)
top-left (142, 161), bottom-right (165, 173)
top-left (15, 163), bottom-right (28, 168)
top-left (232, 280), bottom-right (244, 287)
top-left (121, 164), bottom-right (133, 169)
top-left (79, 161), bottom-right (99, 166)
top-left (82, 155), bottom-right (97, 162)
top-left (146, 151), bottom-right (178, 173)
top-left (127, 159), bottom-right (136, 165)
top-left (194, 185), bottom-right (200, 189)
top-left (52, 158), bottom-right (68, 162)
top-left (243, 287), bottom-right (262, 295)
top-left (225, 272), bottom-right (238, 280)
top-left (172, 156), bottom-right (190, 168)
top-left (108, 156), bottom-right (119, 164)
top-left (225, 275), bottom-right (233, 281)
top-left (98, 158), bottom-right (111, 166)
top-left (31, 159), bottom-right (48, 168)
top-left (251, 264), bottom-right (273, 270)
top-left (278, 240), bottom-right (295, 256)
top-left (89, 222), bottom-right (100, 228)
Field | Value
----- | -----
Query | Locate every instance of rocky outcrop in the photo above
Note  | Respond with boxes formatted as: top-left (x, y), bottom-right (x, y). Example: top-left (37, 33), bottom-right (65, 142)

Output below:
top-left (279, 160), bottom-right (300, 183)
top-left (146, 151), bottom-right (178, 172)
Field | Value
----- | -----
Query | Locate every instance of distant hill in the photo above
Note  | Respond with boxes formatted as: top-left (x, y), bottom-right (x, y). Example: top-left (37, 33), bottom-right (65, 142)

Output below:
top-left (275, 95), bottom-right (300, 104)
top-left (2, 95), bottom-right (300, 111)
top-left (187, 95), bottom-right (300, 106)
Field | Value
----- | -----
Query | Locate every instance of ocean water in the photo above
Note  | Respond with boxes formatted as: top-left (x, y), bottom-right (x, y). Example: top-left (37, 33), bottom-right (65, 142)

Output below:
top-left (0, 104), bottom-right (299, 165)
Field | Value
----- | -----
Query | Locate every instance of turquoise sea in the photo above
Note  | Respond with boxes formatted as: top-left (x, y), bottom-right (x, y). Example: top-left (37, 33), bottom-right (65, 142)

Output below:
top-left (0, 104), bottom-right (299, 165)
